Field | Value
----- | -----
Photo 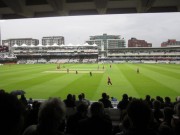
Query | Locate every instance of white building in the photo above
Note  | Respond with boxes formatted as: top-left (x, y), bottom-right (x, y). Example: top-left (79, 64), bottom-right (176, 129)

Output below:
top-left (42, 36), bottom-right (64, 45)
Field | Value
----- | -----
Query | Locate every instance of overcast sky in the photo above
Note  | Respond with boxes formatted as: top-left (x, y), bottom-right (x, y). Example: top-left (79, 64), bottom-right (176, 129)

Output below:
top-left (1, 12), bottom-right (180, 47)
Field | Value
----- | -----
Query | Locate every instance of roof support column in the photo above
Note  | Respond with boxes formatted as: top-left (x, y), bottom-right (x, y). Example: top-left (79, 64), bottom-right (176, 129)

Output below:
top-left (178, 6), bottom-right (180, 12)
top-left (47, 0), bottom-right (68, 16)
top-left (137, 0), bottom-right (156, 13)
top-left (2, 0), bottom-right (33, 17)
top-left (94, 0), bottom-right (109, 14)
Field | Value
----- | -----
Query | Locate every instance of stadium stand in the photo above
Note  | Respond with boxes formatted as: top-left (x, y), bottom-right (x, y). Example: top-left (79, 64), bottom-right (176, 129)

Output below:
top-left (0, 44), bottom-right (179, 64)
top-left (100, 47), bottom-right (180, 64)
top-left (12, 44), bottom-right (98, 64)
top-left (1, 89), bottom-right (180, 135)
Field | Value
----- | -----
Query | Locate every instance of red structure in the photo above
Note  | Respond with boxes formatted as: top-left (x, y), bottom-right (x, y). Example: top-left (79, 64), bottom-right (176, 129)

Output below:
top-left (0, 45), bottom-right (8, 52)
top-left (128, 38), bottom-right (152, 47)
top-left (161, 39), bottom-right (180, 47)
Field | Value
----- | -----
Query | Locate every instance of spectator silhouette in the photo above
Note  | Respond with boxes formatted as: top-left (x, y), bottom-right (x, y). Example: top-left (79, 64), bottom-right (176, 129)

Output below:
top-left (174, 96), bottom-right (180, 106)
top-left (76, 94), bottom-right (87, 107)
top-left (161, 107), bottom-right (174, 127)
top-left (64, 94), bottom-right (76, 108)
top-left (116, 99), bottom-right (157, 135)
top-left (158, 125), bottom-right (174, 135)
top-left (99, 93), bottom-right (113, 108)
top-left (81, 93), bottom-right (90, 106)
top-left (24, 101), bottom-right (41, 129)
top-left (153, 100), bottom-right (164, 124)
top-left (72, 94), bottom-right (76, 102)
top-left (117, 94), bottom-right (129, 110)
top-left (144, 95), bottom-right (152, 108)
top-left (78, 102), bottom-right (112, 135)
top-left (66, 103), bottom-right (88, 135)
top-left (164, 97), bottom-right (173, 108)
top-left (117, 94), bottom-right (129, 121)
top-left (28, 98), bottom-right (33, 105)
top-left (129, 97), bottom-right (132, 102)
top-left (0, 92), bottom-right (24, 135)
top-left (20, 94), bottom-right (28, 107)
top-left (171, 102), bottom-right (180, 135)
top-left (23, 98), bottom-right (66, 135)
top-left (156, 96), bottom-right (164, 109)
top-left (158, 107), bottom-right (174, 135)
top-left (0, 89), bottom-right (5, 94)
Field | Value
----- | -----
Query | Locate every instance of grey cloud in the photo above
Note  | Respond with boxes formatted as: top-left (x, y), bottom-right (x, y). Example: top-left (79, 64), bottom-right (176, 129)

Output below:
top-left (1, 13), bottom-right (180, 47)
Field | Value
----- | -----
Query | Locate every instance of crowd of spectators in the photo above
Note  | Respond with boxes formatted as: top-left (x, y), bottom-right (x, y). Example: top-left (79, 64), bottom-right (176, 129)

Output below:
top-left (0, 89), bottom-right (180, 135)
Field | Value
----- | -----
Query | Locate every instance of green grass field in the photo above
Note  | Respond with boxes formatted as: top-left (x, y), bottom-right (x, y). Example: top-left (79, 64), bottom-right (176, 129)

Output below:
top-left (0, 63), bottom-right (180, 101)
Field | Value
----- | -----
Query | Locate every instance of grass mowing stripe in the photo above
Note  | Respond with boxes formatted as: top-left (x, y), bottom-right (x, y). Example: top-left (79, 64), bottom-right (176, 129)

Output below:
top-left (51, 73), bottom-right (86, 95)
top-left (1, 68), bottom-right (47, 82)
top-left (0, 65), bottom-right (56, 84)
top-left (2, 73), bottom-right (67, 94)
top-left (139, 64), bottom-right (180, 98)
top-left (1, 64), bottom-right (180, 101)
top-left (0, 65), bottom-right (52, 79)
top-left (85, 74), bottom-right (105, 100)
top-left (90, 69), bottom-right (110, 100)
top-left (142, 64), bottom-right (180, 79)
top-left (126, 64), bottom-right (179, 99)
top-left (115, 64), bottom-right (140, 99)
top-left (25, 73), bottom-right (81, 99)
top-left (140, 64), bottom-right (180, 92)
top-left (51, 73), bottom-right (101, 100)
top-left (157, 64), bottom-right (180, 73)
top-left (156, 64), bottom-right (180, 70)
top-left (0, 64), bottom-right (50, 74)
top-left (91, 64), bottom-right (140, 100)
